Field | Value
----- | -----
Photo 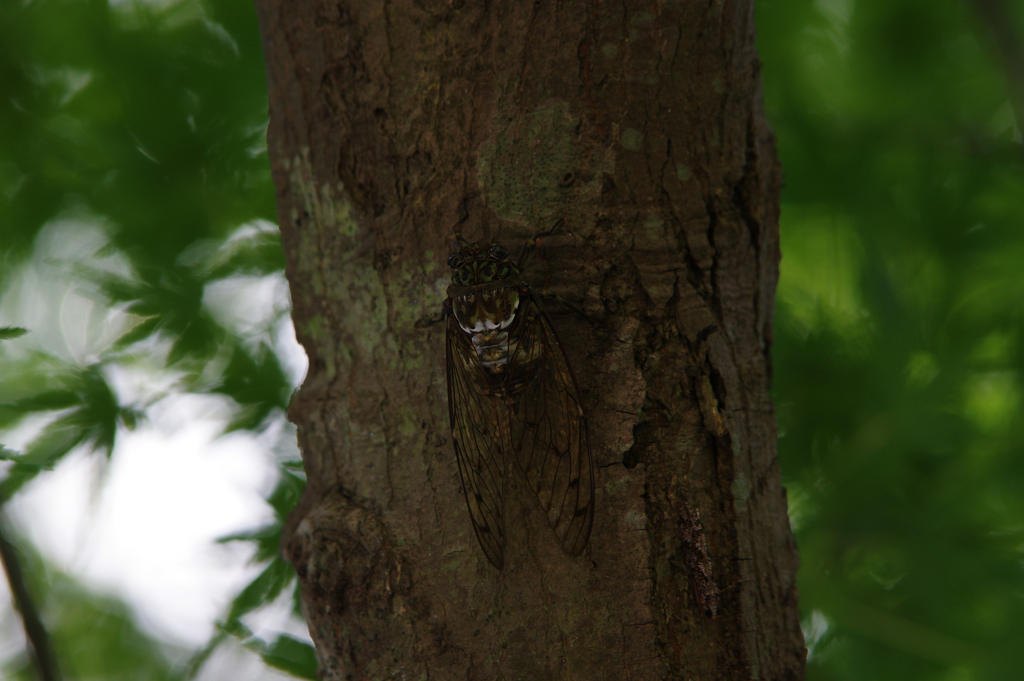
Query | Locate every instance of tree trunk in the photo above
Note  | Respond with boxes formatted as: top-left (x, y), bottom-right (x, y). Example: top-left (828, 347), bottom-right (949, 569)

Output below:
top-left (254, 1), bottom-right (804, 679)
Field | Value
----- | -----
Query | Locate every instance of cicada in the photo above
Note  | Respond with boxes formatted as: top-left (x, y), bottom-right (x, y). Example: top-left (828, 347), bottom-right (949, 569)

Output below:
top-left (441, 227), bottom-right (595, 569)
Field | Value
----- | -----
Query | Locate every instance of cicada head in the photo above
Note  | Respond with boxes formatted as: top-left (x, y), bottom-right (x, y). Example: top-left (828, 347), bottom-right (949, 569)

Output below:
top-left (446, 241), bottom-right (517, 289)
top-left (445, 241), bottom-right (522, 337)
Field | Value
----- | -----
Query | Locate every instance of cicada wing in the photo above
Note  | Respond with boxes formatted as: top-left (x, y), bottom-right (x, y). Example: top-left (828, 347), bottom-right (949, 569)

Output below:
top-left (507, 295), bottom-right (595, 557)
top-left (446, 313), bottom-right (509, 569)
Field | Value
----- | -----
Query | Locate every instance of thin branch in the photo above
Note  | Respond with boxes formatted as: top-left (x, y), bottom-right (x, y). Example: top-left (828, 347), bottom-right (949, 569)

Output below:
top-left (0, 512), bottom-right (63, 681)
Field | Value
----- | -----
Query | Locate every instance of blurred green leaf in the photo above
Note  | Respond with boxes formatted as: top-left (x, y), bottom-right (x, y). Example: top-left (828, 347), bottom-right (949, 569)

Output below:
top-left (247, 635), bottom-right (318, 680)
top-left (4, 389), bottom-right (82, 414)
top-left (225, 557), bottom-right (294, 624)
top-left (184, 557), bottom-right (308, 678)
top-left (217, 471), bottom-right (303, 563)
top-left (218, 524), bottom-right (281, 564)
top-left (267, 469), bottom-right (306, 518)
top-left (0, 358), bottom-right (154, 504)
top-left (213, 344), bottom-right (289, 431)
top-left (50, 576), bottom-right (178, 681)
top-left (0, 327), bottom-right (28, 341)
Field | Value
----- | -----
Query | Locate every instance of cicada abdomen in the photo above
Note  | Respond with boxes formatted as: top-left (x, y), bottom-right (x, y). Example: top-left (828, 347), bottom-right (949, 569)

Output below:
top-left (443, 232), bottom-right (594, 569)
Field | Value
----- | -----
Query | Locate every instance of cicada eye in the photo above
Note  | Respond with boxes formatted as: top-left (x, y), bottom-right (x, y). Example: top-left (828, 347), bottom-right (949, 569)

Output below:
top-left (447, 253), bottom-right (462, 269)
top-left (489, 245), bottom-right (509, 260)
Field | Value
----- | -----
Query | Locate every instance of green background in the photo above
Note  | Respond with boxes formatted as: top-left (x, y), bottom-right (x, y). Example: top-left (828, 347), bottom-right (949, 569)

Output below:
top-left (1, 0), bottom-right (1023, 679)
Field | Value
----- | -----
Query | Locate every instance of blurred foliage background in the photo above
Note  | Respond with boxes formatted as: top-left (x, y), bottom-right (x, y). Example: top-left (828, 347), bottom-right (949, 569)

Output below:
top-left (0, 0), bottom-right (312, 678)
top-left (0, 0), bottom-right (1022, 679)
top-left (761, 0), bottom-right (1024, 679)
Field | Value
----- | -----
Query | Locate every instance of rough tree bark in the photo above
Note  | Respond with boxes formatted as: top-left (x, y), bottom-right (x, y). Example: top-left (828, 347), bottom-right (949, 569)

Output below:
top-left (254, 1), bottom-right (805, 679)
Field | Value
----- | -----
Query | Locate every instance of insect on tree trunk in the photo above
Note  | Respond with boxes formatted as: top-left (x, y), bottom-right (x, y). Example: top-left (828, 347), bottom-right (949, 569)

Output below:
top-left (254, 1), bottom-right (806, 679)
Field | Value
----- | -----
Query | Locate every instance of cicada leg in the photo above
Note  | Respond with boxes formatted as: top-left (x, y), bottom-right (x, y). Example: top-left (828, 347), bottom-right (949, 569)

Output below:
top-left (534, 292), bottom-right (587, 319)
top-left (414, 309), bottom-right (447, 328)
top-left (450, 212), bottom-right (470, 248)
top-left (516, 217), bottom-right (566, 271)
top-left (414, 299), bottom-right (451, 328)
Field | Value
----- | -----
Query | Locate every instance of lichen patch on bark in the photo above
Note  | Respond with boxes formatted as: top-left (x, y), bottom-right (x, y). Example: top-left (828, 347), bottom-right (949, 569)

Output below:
top-left (477, 99), bottom-right (614, 227)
